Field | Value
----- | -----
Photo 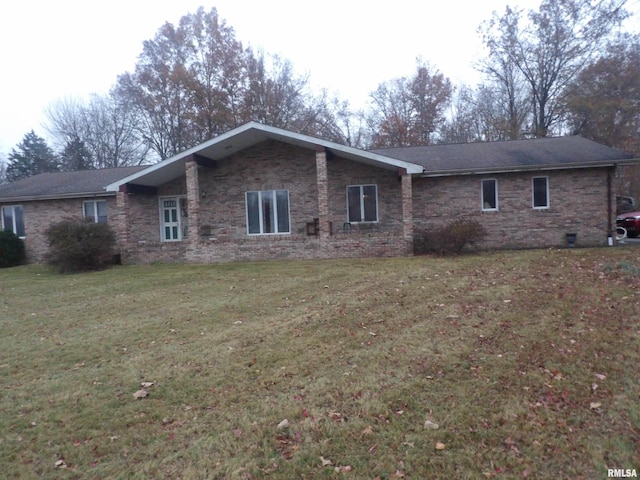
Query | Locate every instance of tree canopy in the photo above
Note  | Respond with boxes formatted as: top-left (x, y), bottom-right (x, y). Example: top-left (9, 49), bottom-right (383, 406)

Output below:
top-left (22, 0), bottom-right (637, 178)
top-left (479, 0), bottom-right (629, 137)
top-left (366, 62), bottom-right (453, 148)
top-left (6, 131), bottom-right (58, 182)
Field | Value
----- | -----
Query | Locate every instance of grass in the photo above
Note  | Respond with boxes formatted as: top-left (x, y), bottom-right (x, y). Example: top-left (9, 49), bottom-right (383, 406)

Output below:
top-left (0, 247), bottom-right (639, 479)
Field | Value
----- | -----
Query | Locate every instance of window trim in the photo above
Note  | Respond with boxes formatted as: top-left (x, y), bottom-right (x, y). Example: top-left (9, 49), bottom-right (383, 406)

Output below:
top-left (159, 196), bottom-right (187, 242)
top-left (83, 200), bottom-right (108, 224)
top-left (245, 189), bottom-right (291, 236)
top-left (532, 176), bottom-right (550, 209)
top-left (481, 178), bottom-right (498, 211)
top-left (346, 184), bottom-right (379, 223)
top-left (1, 204), bottom-right (25, 238)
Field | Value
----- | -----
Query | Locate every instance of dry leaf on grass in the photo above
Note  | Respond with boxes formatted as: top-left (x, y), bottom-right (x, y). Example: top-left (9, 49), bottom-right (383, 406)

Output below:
top-left (133, 389), bottom-right (148, 399)
top-left (435, 442), bottom-right (446, 450)
top-left (361, 425), bottom-right (374, 435)
top-left (424, 420), bottom-right (439, 429)
top-left (320, 456), bottom-right (333, 466)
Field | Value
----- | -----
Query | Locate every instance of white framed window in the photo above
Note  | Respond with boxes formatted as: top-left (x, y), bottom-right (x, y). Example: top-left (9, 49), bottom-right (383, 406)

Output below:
top-left (532, 176), bottom-right (549, 209)
top-left (1, 205), bottom-right (25, 238)
top-left (83, 200), bottom-right (108, 223)
top-left (246, 190), bottom-right (290, 235)
top-left (481, 179), bottom-right (498, 211)
top-left (159, 197), bottom-right (187, 241)
top-left (347, 185), bottom-right (378, 223)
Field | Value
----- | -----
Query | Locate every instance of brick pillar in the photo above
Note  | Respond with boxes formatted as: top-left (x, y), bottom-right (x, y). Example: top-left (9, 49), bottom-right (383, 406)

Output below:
top-left (185, 157), bottom-right (201, 246)
top-left (315, 147), bottom-right (330, 239)
top-left (400, 168), bottom-right (414, 255)
top-left (116, 188), bottom-right (130, 262)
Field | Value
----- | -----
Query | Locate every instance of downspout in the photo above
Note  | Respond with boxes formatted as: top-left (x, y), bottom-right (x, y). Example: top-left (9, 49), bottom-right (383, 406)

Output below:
top-left (607, 165), bottom-right (614, 246)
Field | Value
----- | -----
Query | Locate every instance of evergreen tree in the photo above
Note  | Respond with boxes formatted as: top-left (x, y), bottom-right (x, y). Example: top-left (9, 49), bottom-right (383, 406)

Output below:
top-left (6, 131), bottom-right (59, 181)
top-left (60, 136), bottom-right (93, 171)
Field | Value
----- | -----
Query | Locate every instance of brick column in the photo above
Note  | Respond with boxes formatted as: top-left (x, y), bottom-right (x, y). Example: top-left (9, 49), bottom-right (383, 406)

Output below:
top-left (185, 157), bottom-right (201, 246)
top-left (315, 147), bottom-right (330, 239)
top-left (400, 168), bottom-right (414, 254)
top-left (116, 189), bottom-right (130, 262)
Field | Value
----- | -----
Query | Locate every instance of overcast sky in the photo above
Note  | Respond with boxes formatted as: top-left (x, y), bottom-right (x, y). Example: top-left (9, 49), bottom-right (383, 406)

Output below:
top-left (1, 0), bottom-right (638, 157)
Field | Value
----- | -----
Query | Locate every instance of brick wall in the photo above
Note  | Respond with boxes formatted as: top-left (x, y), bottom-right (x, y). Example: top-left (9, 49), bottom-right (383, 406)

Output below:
top-left (1, 196), bottom-right (118, 263)
top-left (412, 168), bottom-right (613, 250)
top-left (118, 140), bottom-right (410, 264)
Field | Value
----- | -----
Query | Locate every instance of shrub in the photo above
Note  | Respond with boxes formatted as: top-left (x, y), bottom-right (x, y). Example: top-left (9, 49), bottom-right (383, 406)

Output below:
top-left (0, 229), bottom-right (26, 268)
top-left (45, 219), bottom-right (117, 273)
top-left (414, 219), bottom-right (488, 255)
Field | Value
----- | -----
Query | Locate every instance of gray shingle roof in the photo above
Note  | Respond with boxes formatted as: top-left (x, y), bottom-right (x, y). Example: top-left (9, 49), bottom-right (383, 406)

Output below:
top-left (370, 136), bottom-right (635, 175)
top-left (0, 166), bottom-right (147, 201)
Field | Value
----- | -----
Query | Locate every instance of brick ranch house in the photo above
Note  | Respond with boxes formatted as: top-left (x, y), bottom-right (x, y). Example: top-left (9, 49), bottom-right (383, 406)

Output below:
top-left (1, 122), bottom-right (637, 264)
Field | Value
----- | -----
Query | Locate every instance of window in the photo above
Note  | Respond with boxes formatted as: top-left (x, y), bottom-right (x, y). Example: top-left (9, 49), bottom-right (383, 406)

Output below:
top-left (532, 176), bottom-right (549, 208)
top-left (481, 179), bottom-right (498, 211)
top-left (83, 200), bottom-right (108, 223)
top-left (1, 205), bottom-right (25, 237)
top-left (246, 190), bottom-right (290, 235)
top-left (159, 197), bottom-right (188, 241)
top-left (347, 185), bottom-right (378, 223)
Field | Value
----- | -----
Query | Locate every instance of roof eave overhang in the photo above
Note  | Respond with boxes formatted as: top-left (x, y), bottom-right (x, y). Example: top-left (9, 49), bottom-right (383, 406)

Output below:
top-left (106, 122), bottom-right (423, 191)
top-left (420, 159), bottom-right (639, 177)
top-left (0, 191), bottom-right (115, 203)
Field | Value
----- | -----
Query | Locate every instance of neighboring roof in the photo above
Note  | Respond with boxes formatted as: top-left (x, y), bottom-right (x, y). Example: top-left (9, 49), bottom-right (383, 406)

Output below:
top-left (0, 166), bottom-right (147, 202)
top-left (106, 122), bottom-right (424, 191)
top-left (371, 136), bottom-right (637, 176)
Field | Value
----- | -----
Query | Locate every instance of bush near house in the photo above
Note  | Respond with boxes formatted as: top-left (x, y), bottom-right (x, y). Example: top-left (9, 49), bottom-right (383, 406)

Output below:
top-left (45, 219), bottom-right (117, 273)
top-left (414, 219), bottom-right (488, 255)
top-left (0, 230), bottom-right (26, 268)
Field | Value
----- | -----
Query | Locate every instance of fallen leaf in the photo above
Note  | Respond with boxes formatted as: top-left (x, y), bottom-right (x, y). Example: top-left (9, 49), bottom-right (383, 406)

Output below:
top-left (320, 456), bottom-right (333, 467)
top-left (435, 442), bottom-right (446, 450)
top-left (424, 420), bottom-right (439, 429)
top-left (133, 389), bottom-right (148, 399)
top-left (140, 382), bottom-right (155, 388)
top-left (277, 419), bottom-right (290, 429)
top-left (594, 373), bottom-right (606, 381)
top-left (590, 402), bottom-right (602, 410)
top-left (361, 425), bottom-right (374, 435)
top-left (54, 459), bottom-right (66, 468)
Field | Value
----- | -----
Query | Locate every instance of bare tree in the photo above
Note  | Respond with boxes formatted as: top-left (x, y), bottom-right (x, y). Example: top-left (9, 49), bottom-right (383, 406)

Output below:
top-left (439, 86), bottom-right (484, 144)
top-left (243, 51), bottom-right (312, 129)
top-left (480, 0), bottom-right (629, 137)
top-left (45, 93), bottom-right (149, 169)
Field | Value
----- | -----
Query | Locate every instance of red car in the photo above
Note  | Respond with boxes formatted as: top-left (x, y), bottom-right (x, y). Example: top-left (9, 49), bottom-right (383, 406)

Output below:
top-left (617, 211), bottom-right (640, 238)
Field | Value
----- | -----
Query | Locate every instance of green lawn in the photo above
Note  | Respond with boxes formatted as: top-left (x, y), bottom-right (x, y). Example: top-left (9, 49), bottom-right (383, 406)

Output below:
top-left (1, 248), bottom-right (638, 479)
